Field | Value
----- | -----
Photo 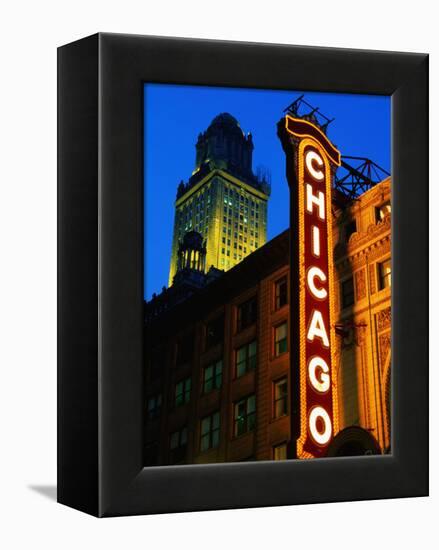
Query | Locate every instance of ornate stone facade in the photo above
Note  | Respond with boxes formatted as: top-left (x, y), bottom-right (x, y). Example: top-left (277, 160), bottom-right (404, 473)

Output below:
top-left (333, 177), bottom-right (391, 452)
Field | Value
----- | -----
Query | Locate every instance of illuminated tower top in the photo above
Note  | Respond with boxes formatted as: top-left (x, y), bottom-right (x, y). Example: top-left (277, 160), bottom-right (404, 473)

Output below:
top-left (169, 113), bottom-right (271, 286)
top-left (195, 113), bottom-right (254, 178)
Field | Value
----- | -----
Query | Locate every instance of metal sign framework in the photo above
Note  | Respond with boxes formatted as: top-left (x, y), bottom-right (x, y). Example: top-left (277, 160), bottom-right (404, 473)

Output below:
top-left (284, 96), bottom-right (390, 202)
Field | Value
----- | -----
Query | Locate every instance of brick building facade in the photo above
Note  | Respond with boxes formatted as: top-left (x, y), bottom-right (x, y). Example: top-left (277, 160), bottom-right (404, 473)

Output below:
top-left (144, 177), bottom-right (391, 465)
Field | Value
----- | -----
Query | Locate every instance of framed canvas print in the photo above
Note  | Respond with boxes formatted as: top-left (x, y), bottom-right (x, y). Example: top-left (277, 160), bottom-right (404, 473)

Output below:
top-left (58, 33), bottom-right (428, 516)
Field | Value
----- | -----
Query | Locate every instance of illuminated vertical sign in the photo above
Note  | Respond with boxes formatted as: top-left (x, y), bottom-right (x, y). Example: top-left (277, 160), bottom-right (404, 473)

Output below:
top-left (278, 115), bottom-right (341, 458)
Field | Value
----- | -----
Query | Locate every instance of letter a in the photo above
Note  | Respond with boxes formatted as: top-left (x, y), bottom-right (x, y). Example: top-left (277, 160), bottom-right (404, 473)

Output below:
top-left (307, 309), bottom-right (330, 347)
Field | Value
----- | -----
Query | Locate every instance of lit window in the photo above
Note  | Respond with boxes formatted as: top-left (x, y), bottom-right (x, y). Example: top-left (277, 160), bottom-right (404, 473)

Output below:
top-left (273, 378), bottom-right (288, 418)
top-left (200, 411), bottom-right (220, 452)
top-left (341, 277), bottom-right (355, 308)
top-left (236, 341), bottom-right (257, 378)
top-left (275, 277), bottom-right (288, 309)
top-left (274, 323), bottom-right (288, 356)
top-left (175, 377), bottom-right (191, 407)
top-left (378, 258), bottom-right (391, 289)
top-left (234, 395), bottom-right (256, 436)
top-left (376, 201), bottom-right (391, 222)
top-left (273, 442), bottom-right (287, 460)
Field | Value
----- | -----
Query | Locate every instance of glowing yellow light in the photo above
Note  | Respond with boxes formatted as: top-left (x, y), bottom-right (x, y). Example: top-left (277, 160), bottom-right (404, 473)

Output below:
top-left (306, 184), bottom-right (325, 220)
top-left (309, 406), bottom-right (332, 445)
top-left (307, 309), bottom-right (330, 348)
top-left (306, 266), bottom-right (327, 300)
top-left (305, 150), bottom-right (324, 181)
top-left (308, 357), bottom-right (330, 393)
top-left (312, 225), bottom-right (320, 257)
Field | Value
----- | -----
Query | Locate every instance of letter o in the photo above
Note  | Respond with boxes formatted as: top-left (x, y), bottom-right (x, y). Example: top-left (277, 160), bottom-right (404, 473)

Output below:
top-left (309, 406), bottom-right (332, 445)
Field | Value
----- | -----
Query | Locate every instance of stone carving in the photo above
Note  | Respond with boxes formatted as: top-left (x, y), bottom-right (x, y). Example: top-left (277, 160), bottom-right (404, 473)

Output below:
top-left (379, 331), bottom-right (391, 373)
top-left (376, 306), bottom-right (391, 331)
top-left (355, 268), bottom-right (366, 300)
top-left (369, 264), bottom-right (376, 294)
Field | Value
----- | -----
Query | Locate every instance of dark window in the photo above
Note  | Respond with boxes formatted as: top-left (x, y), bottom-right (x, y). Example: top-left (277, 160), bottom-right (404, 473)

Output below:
top-left (202, 360), bottom-right (222, 394)
top-left (378, 258), bottom-right (391, 290)
top-left (275, 277), bottom-right (288, 309)
top-left (273, 442), bottom-right (287, 461)
top-left (274, 323), bottom-right (288, 356)
top-left (234, 395), bottom-right (256, 436)
top-left (341, 277), bottom-right (355, 308)
top-left (175, 377), bottom-right (191, 407)
top-left (169, 427), bottom-right (187, 464)
top-left (236, 341), bottom-right (257, 378)
top-left (176, 333), bottom-right (194, 365)
top-left (200, 411), bottom-right (220, 452)
top-left (273, 378), bottom-right (288, 418)
top-left (237, 296), bottom-right (257, 332)
top-left (170, 427), bottom-right (187, 450)
top-left (206, 314), bottom-right (224, 349)
top-left (345, 220), bottom-right (357, 242)
top-left (146, 393), bottom-right (162, 420)
top-left (149, 347), bottom-right (163, 381)
top-left (375, 201), bottom-right (391, 222)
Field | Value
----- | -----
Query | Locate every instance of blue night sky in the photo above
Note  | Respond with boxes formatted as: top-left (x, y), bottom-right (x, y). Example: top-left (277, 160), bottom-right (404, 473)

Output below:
top-left (144, 84), bottom-right (390, 301)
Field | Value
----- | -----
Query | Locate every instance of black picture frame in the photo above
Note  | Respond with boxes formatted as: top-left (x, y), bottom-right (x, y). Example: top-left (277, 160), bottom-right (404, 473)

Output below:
top-left (58, 33), bottom-right (428, 517)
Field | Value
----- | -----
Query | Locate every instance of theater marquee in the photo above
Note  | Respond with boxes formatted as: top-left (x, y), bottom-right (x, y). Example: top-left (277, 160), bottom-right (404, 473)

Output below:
top-left (279, 115), bottom-right (341, 459)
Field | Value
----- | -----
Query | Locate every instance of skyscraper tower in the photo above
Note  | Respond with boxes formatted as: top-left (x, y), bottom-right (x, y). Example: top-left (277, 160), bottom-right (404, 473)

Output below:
top-left (168, 113), bottom-right (271, 286)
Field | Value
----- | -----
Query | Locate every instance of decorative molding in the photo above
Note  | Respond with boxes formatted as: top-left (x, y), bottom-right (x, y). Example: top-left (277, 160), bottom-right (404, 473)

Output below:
top-left (335, 235), bottom-right (391, 275)
top-left (369, 264), bottom-right (376, 294)
top-left (345, 214), bottom-right (391, 252)
top-left (355, 320), bottom-right (367, 346)
top-left (355, 268), bottom-right (366, 301)
top-left (378, 331), bottom-right (391, 374)
top-left (376, 306), bottom-right (391, 331)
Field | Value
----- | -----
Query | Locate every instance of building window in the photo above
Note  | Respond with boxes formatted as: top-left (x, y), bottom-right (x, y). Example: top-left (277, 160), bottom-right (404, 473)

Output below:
top-left (345, 219), bottom-right (357, 242)
top-left (146, 393), bottom-right (162, 420)
top-left (273, 442), bottom-right (287, 461)
top-left (203, 360), bottom-right (222, 394)
top-left (237, 296), bottom-right (257, 332)
top-left (275, 276), bottom-right (288, 309)
top-left (234, 395), bottom-right (256, 437)
top-left (170, 427), bottom-right (188, 450)
top-left (176, 333), bottom-right (194, 366)
top-left (206, 314), bottom-right (224, 349)
top-left (341, 277), bottom-right (355, 308)
top-left (376, 201), bottom-right (391, 222)
top-left (175, 377), bottom-right (191, 407)
top-left (274, 322), bottom-right (288, 356)
top-left (236, 340), bottom-right (257, 378)
top-left (273, 378), bottom-right (288, 418)
top-left (378, 258), bottom-right (391, 289)
top-left (200, 411), bottom-right (220, 452)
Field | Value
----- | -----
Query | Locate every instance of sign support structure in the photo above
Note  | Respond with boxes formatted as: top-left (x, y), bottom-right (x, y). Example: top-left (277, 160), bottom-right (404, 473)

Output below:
top-left (278, 115), bottom-right (341, 459)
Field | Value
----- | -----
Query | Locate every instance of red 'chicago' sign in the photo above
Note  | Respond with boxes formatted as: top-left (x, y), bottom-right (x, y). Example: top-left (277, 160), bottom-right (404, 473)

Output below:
top-left (283, 115), bottom-right (341, 458)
